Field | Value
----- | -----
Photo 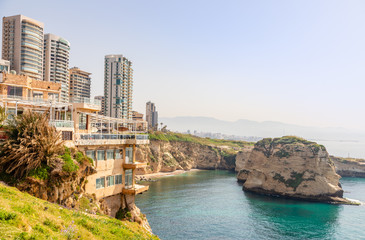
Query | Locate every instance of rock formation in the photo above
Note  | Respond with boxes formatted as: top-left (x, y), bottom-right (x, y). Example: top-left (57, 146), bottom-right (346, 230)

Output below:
top-left (136, 140), bottom-right (243, 174)
top-left (331, 156), bottom-right (365, 178)
top-left (237, 136), bottom-right (353, 204)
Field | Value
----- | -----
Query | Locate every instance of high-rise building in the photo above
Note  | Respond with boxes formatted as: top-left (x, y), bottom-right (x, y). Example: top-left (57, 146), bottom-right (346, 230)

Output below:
top-left (43, 34), bottom-right (70, 102)
top-left (0, 59), bottom-right (10, 73)
top-left (94, 96), bottom-right (105, 115)
top-left (146, 101), bottom-right (158, 129)
top-left (2, 15), bottom-right (44, 80)
top-left (132, 111), bottom-right (143, 121)
top-left (104, 55), bottom-right (133, 119)
top-left (69, 67), bottom-right (91, 101)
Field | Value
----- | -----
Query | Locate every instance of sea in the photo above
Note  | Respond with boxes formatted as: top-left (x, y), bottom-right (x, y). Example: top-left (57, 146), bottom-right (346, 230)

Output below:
top-left (136, 170), bottom-right (365, 240)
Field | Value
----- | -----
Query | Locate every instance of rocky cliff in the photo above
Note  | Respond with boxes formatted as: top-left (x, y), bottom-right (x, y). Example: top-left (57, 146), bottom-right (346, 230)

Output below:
top-left (331, 156), bottom-right (365, 178)
top-left (237, 136), bottom-right (353, 204)
top-left (135, 133), bottom-right (253, 174)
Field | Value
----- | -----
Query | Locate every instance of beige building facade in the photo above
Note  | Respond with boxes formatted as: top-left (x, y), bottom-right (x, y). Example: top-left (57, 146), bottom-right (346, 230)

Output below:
top-left (69, 67), bottom-right (91, 101)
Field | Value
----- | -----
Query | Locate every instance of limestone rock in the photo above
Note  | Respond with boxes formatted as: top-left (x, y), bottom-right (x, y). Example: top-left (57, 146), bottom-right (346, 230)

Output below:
top-left (238, 136), bottom-right (352, 204)
top-left (136, 140), bottom-right (240, 174)
top-left (331, 156), bottom-right (365, 178)
top-left (235, 147), bottom-right (253, 172)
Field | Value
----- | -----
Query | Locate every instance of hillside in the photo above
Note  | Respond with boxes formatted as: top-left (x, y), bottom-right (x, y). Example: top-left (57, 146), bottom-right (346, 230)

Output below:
top-left (0, 182), bottom-right (158, 240)
top-left (135, 131), bottom-right (253, 173)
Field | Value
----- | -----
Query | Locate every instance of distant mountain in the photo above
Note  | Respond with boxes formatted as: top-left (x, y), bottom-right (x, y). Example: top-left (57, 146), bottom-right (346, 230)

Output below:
top-left (159, 116), bottom-right (365, 141)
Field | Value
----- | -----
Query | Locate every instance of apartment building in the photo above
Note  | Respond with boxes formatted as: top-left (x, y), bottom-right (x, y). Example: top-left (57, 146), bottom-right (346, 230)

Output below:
top-left (43, 33), bottom-right (70, 102)
top-left (104, 55), bottom-right (133, 119)
top-left (2, 15), bottom-right (44, 80)
top-left (146, 101), bottom-right (158, 129)
top-left (69, 67), bottom-right (91, 101)
top-left (94, 95), bottom-right (105, 115)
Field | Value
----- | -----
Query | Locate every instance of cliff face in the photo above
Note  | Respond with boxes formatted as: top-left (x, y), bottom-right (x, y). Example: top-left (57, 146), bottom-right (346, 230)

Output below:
top-left (136, 140), bottom-right (247, 174)
top-left (331, 156), bottom-right (365, 178)
top-left (237, 137), bottom-right (351, 204)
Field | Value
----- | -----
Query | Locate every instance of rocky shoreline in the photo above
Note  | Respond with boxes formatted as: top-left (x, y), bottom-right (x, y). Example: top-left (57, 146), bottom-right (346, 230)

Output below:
top-left (134, 134), bottom-right (363, 205)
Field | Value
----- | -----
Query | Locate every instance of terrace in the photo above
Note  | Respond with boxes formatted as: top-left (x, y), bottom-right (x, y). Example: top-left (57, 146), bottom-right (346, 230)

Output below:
top-left (74, 113), bottom-right (149, 146)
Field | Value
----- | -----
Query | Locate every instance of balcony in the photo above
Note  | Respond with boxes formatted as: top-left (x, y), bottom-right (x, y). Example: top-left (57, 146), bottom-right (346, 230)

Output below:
top-left (122, 184), bottom-right (149, 195)
top-left (74, 133), bottom-right (149, 146)
top-left (123, 161), bottom-right (147, 169)
top-left (69, 97), bottom-right (101, 111)
top-left (49, 120), bottom-right (74, 129)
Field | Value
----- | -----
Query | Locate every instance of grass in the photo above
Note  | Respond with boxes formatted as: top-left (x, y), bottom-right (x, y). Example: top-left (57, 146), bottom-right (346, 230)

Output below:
top-left (0, 183), bottom-right (159, 240)
top-left (149, 131), bottom-right (254, 148)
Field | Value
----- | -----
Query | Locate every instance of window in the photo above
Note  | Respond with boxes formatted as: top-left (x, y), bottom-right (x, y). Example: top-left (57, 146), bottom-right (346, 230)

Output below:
top-left (48, 93), bottom-right (59, 102)
top-left (115, 149), bottom-right (121, 159)
top-left (106, 176), bottom-right (114, 187)
top-left (125, 170), bottom-right (133, 188)
top-left (96, 177), bottom-right (105, 189)
top-left (62, 131), bottom-right (72, 140)
top-left (106, 149), bottom-right (114, 160)
top-left (125, 147), bottom-right (133, 163)
top-left (7, 86), bottom-right (22, 98)
top-left (115, 174), bottom-right (122, 185)
top-left (97, 150), bottom-right (105, 161)
top-left (79, 113), bottom-right (87, 130)
top-left (86, 150), bottom-right (95, 160)
top-left (33, 92), bottom-right (43, 101)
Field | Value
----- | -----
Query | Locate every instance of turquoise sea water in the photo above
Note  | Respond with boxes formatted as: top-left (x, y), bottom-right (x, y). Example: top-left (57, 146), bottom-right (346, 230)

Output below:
top-left (135, 170), bottom-right (365, 240)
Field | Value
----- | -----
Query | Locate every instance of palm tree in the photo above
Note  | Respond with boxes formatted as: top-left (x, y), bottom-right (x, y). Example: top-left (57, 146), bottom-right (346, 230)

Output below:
top-left (0, 111), bottom-right (64, 178)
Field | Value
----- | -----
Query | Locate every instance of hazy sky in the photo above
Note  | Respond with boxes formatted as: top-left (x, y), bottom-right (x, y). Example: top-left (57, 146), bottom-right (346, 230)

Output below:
top-left (1, 0), bottom-right (365, 130)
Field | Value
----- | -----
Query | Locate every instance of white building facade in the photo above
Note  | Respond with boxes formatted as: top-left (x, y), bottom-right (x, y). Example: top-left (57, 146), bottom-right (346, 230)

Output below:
top-left (43, 33), bottom-right (70, 102)
top-left (104, 55), bottom-right (133, 119)
top-left (2, 15), bottom-right (44, 80)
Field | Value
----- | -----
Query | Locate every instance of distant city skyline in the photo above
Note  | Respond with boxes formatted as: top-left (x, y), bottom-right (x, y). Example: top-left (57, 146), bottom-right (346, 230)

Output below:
top-left (2, 1), bottom-right (365, 130)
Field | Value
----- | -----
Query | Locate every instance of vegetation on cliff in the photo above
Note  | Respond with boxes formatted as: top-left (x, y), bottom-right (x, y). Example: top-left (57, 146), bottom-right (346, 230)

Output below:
top-left (0, 111), bottom-right (96, 210)
top-left (0, 182), bottom-right (158, 240)
top-left (255, 136), bottom-right (326, 157)
top-left (138, 131), bottom-right (254, 173)
top-left (149, 131), bottom-right (253, 149)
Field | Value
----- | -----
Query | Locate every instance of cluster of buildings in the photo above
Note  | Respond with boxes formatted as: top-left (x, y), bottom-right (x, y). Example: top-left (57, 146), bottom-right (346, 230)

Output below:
top-left (0, 14), bottom-right (156, 216)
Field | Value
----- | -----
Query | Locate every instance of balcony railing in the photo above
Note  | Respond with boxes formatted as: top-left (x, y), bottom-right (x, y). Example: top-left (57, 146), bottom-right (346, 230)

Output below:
top-left (77, 133), bottom-right (148, 140)
top-left (49, 120), bottom-right (74, 128)
top-left (69, 97), bottom-right (101, 106)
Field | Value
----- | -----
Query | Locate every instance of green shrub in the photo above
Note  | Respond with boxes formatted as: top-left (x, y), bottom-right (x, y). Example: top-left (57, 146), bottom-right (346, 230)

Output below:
top-left (79, 196), bottom-right (91, 211)
top-left (274, 149), bottom-right (291, 158)
top-left (115, 208), bottom-right (131, 220)
top-left (61, 152), bottom-right (79, 173)
top-left (75, 151), bottom-right (84, 163)
top-left (29, 165), bottom-right (49, 180)
top-left (273, 171), bottom-right (304, 191)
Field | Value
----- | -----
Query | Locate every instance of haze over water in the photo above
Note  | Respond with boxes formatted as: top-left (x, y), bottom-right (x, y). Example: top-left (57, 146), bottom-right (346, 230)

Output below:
top-left (136, 170), bottom-right (365, 240)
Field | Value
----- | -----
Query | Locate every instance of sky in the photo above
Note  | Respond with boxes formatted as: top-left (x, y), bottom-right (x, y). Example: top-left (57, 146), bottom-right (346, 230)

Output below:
top-left (1, 0), bottom-right (365, 131)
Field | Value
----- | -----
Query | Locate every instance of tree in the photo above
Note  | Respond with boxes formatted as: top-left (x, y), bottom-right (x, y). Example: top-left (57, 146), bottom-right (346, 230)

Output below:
top-left (0, 111), bottom-right (64, 178)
